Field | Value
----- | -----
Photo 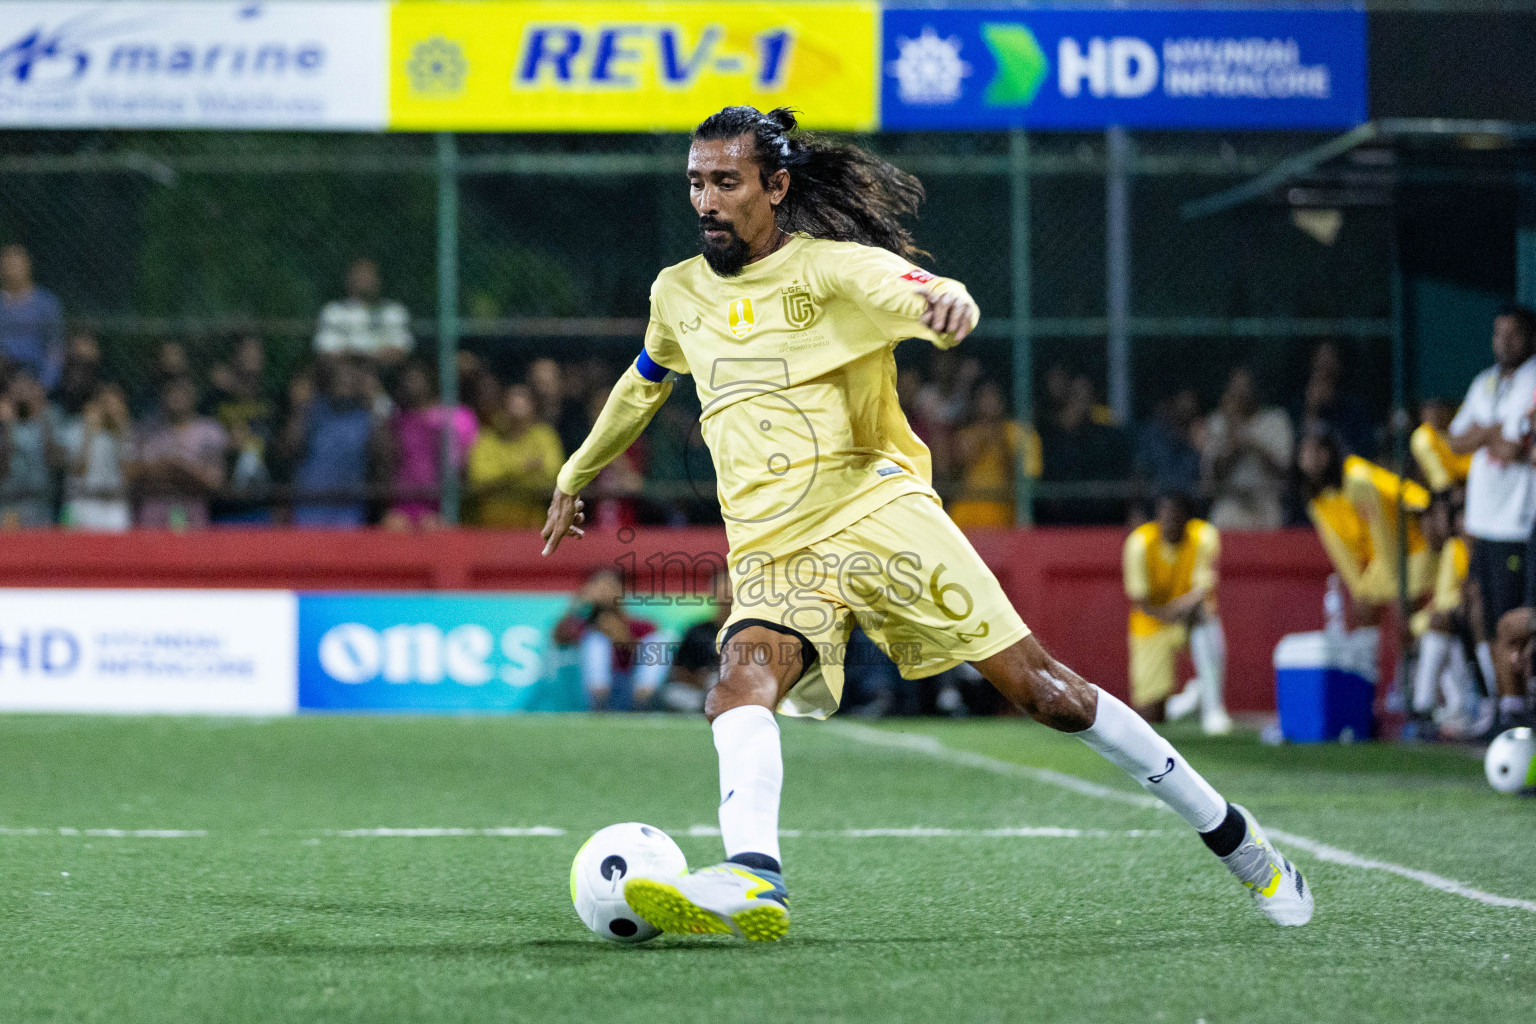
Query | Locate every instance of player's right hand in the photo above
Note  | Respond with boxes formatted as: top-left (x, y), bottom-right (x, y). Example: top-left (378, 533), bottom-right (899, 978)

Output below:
top-left (541, 488), bottom-right (586, 556)
top-left (917, 286), bottom-right (977, 343)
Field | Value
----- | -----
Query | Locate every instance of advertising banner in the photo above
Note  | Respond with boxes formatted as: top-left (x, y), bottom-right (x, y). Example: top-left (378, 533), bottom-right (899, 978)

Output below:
top-left (0, 1), bottom-right (388, 129)
top-left (298, 591), bottom-right (714, 713)
top-left (299, 592), bottom-right (571, 712)
top-left (0, 590), bottom-right (298, 714)
top-left (388, 1), bottom-right (878, 131)
top-left (881, 6), bottom-right (1366, 130)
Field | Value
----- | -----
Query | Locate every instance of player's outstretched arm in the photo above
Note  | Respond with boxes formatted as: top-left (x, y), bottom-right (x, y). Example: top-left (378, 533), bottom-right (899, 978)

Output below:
top-left (541, 357), bottom-right (675, 556)
top-left (828, 245), bottom-right (979, 348)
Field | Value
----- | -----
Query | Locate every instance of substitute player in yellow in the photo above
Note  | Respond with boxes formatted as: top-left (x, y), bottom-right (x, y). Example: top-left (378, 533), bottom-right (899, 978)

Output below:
top-left (542, 107), bottom-right (1311, 940)
top-left (1124, 492), bottom-right (1232, 735)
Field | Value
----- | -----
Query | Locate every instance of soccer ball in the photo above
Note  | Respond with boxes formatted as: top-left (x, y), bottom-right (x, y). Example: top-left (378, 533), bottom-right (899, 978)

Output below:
top-left (1484, 727), bottom-right (1536, 794)
top-left (570, 822), bottom-right (687, 942)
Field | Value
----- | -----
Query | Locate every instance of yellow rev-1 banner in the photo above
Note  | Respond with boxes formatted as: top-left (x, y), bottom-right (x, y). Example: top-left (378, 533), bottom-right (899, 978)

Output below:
top-left (389, 1), bottom-right (877, 131)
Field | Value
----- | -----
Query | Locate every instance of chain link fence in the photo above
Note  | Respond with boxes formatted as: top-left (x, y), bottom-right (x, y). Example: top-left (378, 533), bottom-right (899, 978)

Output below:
top-left (0, 128), bottom-right (1393, 529)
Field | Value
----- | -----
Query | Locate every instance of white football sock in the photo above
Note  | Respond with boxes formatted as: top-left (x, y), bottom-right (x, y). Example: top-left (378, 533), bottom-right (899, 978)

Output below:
top-left (1477, 641), bottom-right (1497, 698)
top-left (712, 705), bottom-right (783, 865)
top-left (1414, 630), bottom-right (1453, 714)
top-left (1439, 642), bottom-right (1474, 716)
top-left (1189, 618), bottom-right (1227, 714)
top-left (1076, 687), bottom-right (1227, 832)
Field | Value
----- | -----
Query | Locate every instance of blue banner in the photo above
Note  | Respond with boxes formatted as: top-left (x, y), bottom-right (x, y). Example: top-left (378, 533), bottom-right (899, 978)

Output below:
top-left (297, 592), bottom-right (712, 713)
top-left (298, 592), bottom-right (583, 712)
top-left (880, 6), bottom-right (1366, 130)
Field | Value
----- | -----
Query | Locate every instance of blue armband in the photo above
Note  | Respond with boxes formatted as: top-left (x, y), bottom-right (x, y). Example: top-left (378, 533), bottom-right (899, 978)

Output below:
top-left (635, 348), bottom-right (670, 383)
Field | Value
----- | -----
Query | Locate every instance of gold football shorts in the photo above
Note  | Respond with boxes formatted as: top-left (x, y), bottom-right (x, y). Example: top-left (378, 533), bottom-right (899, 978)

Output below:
top-left (719, 493), bottom-right (1030, 718)
top-left (1128, 624), bottom-right (1189, 707)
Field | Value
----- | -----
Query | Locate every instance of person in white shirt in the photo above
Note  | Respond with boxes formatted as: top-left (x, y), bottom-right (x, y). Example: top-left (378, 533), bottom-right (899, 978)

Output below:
top-left (313, 258), bottom-right (412, 365)
top-left (1447, 304), bottom-right (1536, 724)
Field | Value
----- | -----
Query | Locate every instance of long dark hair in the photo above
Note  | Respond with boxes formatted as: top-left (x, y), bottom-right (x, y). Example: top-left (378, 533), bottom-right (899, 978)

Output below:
top-left (693, 106), bottom-right (927, 261)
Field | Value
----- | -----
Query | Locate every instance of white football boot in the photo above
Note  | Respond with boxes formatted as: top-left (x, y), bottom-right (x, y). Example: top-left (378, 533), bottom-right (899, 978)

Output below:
top-left (625, 862), bottom-right (789, 942)
top-left (1219, 804), bottom-right (1313, 926)
top-left (1165, 680), bottom-right (1201, 722)
top-left (1201, 706), bottom-right (1235, 736)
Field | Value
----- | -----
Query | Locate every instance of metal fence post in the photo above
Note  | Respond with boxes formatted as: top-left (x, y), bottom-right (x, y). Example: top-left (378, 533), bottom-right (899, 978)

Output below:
top-left (1106, 125), bottom-right (1132, 425)
top-left (436, 131), bottom-right (461, 525)
top-left (1010, 128), bottom-right (1034, 526)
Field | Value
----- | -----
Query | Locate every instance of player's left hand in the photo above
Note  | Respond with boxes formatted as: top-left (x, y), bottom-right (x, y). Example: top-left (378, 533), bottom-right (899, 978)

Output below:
top-left (918, 287), bottom-right (976, 342)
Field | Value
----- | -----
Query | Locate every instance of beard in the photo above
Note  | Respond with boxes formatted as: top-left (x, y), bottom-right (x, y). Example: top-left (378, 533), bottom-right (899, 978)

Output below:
top-left (699, 217), bottom-right (752, 277)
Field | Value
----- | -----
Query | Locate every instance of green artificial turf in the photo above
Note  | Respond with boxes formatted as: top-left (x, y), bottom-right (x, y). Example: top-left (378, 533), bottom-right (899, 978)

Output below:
top-left (0, 713), bottom-right (1531, 1023)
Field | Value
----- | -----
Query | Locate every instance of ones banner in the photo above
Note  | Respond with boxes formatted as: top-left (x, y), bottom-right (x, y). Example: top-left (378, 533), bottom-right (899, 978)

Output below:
top-left (0, 1), bottom-right (388, 129)
top-left (297, 592), bottom-right (708, 713)
top-left (880, 6), bottom-right (1366, 130)
top-left (388, 1), bottom-right (878, 131)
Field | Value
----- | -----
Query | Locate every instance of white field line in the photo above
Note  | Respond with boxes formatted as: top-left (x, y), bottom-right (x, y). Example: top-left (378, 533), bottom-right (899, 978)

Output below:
top-left (830, 720), bottom-right (1536, 916)
top-left (1267, 829), bottom-right (1536, 914)
top-left (0, 827), bottom-right (207, 837)
top-left (327, 827), bottom-right (567, 837)
top-left (684, 824), bottom-right (1164, 839)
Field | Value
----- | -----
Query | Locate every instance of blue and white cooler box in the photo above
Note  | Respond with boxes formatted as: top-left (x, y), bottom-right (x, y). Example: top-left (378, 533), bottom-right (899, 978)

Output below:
top-left (1273, 630), bottom-right (1377, 743)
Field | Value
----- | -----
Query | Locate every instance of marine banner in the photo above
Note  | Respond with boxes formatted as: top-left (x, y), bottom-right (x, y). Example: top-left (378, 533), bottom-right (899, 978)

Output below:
top-left (0, 1), bottom-right (388, 129)
top-left (388, 1), bottom-right (878, 132)
top-left (881, 6), bottom-right (1367, 130)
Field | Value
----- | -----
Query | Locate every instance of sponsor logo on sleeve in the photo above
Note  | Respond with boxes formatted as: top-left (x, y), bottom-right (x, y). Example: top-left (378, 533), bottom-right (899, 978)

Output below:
top-left (900, 268), bottom-right (936, 284)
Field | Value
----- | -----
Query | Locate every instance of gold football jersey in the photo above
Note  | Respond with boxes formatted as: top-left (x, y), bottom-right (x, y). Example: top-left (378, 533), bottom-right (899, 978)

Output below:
top-left (560, 233), bottom-right (978, 563)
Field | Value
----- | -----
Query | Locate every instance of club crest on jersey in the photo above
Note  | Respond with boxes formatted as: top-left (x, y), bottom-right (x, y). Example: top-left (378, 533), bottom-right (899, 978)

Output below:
top-left (727, 297), bottom-right (756, 339)
top-left (781, 283), bottom-right (816, 330)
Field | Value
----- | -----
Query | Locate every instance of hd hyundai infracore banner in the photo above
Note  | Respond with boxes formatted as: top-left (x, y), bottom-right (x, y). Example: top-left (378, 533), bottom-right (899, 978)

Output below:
top-left (880, 6), bottom-right (1366, 130)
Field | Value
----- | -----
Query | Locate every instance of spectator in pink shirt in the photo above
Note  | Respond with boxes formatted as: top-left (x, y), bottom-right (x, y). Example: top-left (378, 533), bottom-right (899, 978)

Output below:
top-left (130, 375), bottom-right (227, 530)
top-left (385, 360), bottom-right (476, 529)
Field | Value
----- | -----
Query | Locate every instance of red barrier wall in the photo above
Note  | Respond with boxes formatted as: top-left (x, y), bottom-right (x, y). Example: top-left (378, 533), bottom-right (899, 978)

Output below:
top-left (0, 527), bottom-right (1335, 711)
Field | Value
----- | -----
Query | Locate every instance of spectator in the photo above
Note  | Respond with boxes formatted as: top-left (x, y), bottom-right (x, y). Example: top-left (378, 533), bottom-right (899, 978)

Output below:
top-left (130, 375), bottom-right (226, 530)
top-left (314, 258), bottom-right (412, 366)
top-left (1293, 341), bottom-right (1374, 458)
top-left (55, 331), bottom-right (102, 415)
top-left (0, 368), bottom-right (61, 528)
top-left (1038, 374), bottom-right (1129, 523)
top-left (1123, 490), bottom-right (1231, 733)
top-left (899, 366), bottom-right (950, 483)
top-left (132, 340), bottom-right (193, 417)
top-left (385, 360), bottom-right (476, 529)
top-left (1447, 304), bottom-right (1536, 719)
top-left (208, 334), bottom-right (277, 523)
top-left (466, 382), bottom-right (564, 529)
top-left (949, 379), bottom-right (1039, 529)
top-left (1202, 367), bottom-right (1294, 530)
top-left (553, 569), bottom-right (668, 711)
top-left (1411, 398), bottom-right (1471, 495)
top-left (1135, 388), bottom-right (1203, 499)
top-left (914, 351), bottom-right (979, 481)
top-left (527, 357), bottom-right (589, 458)
top-left (285, 357), bottom-right (388, 528)
top-left (59, 383), bottom-right (133, 531)
top-left (0, 244), bottom-right (64, 390)
top-left (1409, 494), bottom-right (1479, 736)
top-left (663, 583), bottom-right (732, 714)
